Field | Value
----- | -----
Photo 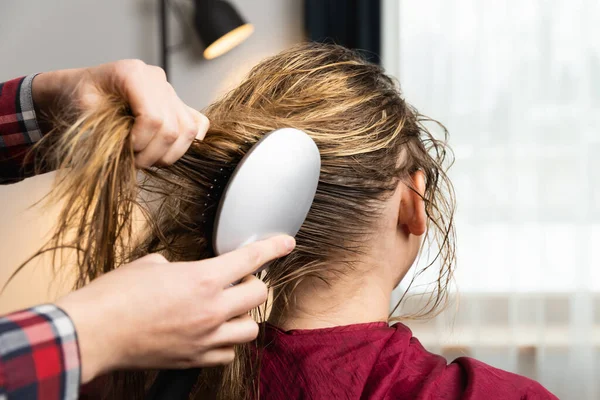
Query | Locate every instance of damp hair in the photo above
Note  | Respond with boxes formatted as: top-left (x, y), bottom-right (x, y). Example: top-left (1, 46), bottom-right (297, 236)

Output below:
top-left (25, 42), bottom-right (456, 399)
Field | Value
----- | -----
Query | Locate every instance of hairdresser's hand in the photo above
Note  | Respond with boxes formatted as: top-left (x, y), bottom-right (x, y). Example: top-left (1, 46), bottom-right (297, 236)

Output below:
top-left (55, 235), bottom-right (295, 384)
top-left (32, 59), bottom-right (209, 167)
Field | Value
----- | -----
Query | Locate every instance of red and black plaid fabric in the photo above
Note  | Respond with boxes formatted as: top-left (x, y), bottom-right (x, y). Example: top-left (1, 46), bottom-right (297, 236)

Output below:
top-left (1, 75), bottom-right (82, 399)
top-left (0, 305), bottom-right (81, 400)
top-left (0, 76), bottom-right (82, 399)
top-left (0, 74), bottom-right (44, 184)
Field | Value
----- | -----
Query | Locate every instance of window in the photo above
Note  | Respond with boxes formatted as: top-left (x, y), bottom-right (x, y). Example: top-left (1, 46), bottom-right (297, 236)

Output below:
top-left (384, 1), bottom-right (600, 397)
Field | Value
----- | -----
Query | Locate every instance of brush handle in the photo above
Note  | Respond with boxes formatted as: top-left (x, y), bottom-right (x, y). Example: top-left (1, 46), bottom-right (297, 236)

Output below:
top-left (145, 368), bottom-right (201, 400)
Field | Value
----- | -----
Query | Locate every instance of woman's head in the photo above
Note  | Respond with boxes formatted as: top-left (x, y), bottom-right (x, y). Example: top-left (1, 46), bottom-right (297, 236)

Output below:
top-left (34, 42), bottom-right (455, 399)
top-left (185, 42), bottom-right (455, 316)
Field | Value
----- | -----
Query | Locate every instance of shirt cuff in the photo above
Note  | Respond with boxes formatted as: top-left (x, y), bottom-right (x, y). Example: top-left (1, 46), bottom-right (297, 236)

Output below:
top-left (19, 73), bottom-right (43, 144)
top-left (0, 304), bottom-right (81, 400)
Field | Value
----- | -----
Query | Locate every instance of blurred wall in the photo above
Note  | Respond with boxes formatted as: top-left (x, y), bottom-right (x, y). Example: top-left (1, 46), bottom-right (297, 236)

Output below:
top-left (0, 0), bottom-right (303, 313)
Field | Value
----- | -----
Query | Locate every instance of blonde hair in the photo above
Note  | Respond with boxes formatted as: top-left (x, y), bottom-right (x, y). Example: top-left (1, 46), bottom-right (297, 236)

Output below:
top-left (28, 43), bottom-right (455, 399)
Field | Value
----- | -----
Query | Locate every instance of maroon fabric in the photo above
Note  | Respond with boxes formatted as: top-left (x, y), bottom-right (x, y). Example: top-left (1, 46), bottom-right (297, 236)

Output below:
top-left (258, 322), bottom-right (557, 399)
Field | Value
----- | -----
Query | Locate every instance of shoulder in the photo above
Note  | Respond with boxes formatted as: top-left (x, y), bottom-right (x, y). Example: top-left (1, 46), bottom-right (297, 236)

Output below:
top-left (446, 356), bottom-right (557, 399)
top-left (385, 324), bottom-right (557, 399)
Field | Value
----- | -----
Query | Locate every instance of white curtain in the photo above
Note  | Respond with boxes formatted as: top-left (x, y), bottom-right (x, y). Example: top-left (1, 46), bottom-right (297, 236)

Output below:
top-left (384, 1), bottom-right (600, 398)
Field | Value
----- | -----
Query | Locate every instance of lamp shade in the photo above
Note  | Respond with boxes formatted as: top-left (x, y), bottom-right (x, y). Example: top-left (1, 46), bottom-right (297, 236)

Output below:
top-left (194, 1), bottom-right (254, 60)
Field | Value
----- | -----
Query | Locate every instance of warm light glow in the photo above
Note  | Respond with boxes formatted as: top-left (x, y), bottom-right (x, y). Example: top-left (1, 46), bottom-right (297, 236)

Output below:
top-left (203, 24), bottom-right (254, 60)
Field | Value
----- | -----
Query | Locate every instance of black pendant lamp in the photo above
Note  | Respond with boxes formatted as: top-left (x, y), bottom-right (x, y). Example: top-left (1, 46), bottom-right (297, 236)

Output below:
top-left (160, 0), bottom-right (253, 80)
top-left (194, 0), bottom-right (254, 60)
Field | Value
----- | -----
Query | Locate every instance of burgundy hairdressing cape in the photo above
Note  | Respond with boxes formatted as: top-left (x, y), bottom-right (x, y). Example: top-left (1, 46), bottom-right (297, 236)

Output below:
top-left (257, 322), bottom-right (557, 399)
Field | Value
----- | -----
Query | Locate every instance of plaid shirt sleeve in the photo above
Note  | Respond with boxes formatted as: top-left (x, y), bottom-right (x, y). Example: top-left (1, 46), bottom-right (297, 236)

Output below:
top-left (0, 305), bottom-right (81, 400)
top-left (0, 74), bottom-right (44, 184)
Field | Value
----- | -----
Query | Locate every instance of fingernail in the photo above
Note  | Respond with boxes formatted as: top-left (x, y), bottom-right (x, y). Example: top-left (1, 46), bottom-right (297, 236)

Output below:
top-left (284, 236), bottom-right (296, 252)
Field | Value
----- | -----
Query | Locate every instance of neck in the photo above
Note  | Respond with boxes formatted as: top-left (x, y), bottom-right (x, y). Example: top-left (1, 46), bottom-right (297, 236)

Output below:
top-left (268, 269), bottom-right (392, 331)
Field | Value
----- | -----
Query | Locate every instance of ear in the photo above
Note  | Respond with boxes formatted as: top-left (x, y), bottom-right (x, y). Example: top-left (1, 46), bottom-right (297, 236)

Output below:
top-left (398, 170), bottom-right (427, 236)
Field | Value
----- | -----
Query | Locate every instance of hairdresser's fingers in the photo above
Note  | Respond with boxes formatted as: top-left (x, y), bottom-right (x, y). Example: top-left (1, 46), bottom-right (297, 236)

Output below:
top-left (119, 63), bottom-right (168, 152)
top-left (130, 114), bottom-right (162, 152)
top-left (193, 347), bottom-right (236, 367)
top-left (159, 109), bottom-right (209, 165)
top-left (113, 61), bottom-right (166, 108)
top-left (134, 116), bottom-right (180, 168)
top-left (206, 314), bottom-right (259, 347)
top-left (210, 235), bottom-right (295, 285)
top-left (221, 276), bottom-right (268, 319)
